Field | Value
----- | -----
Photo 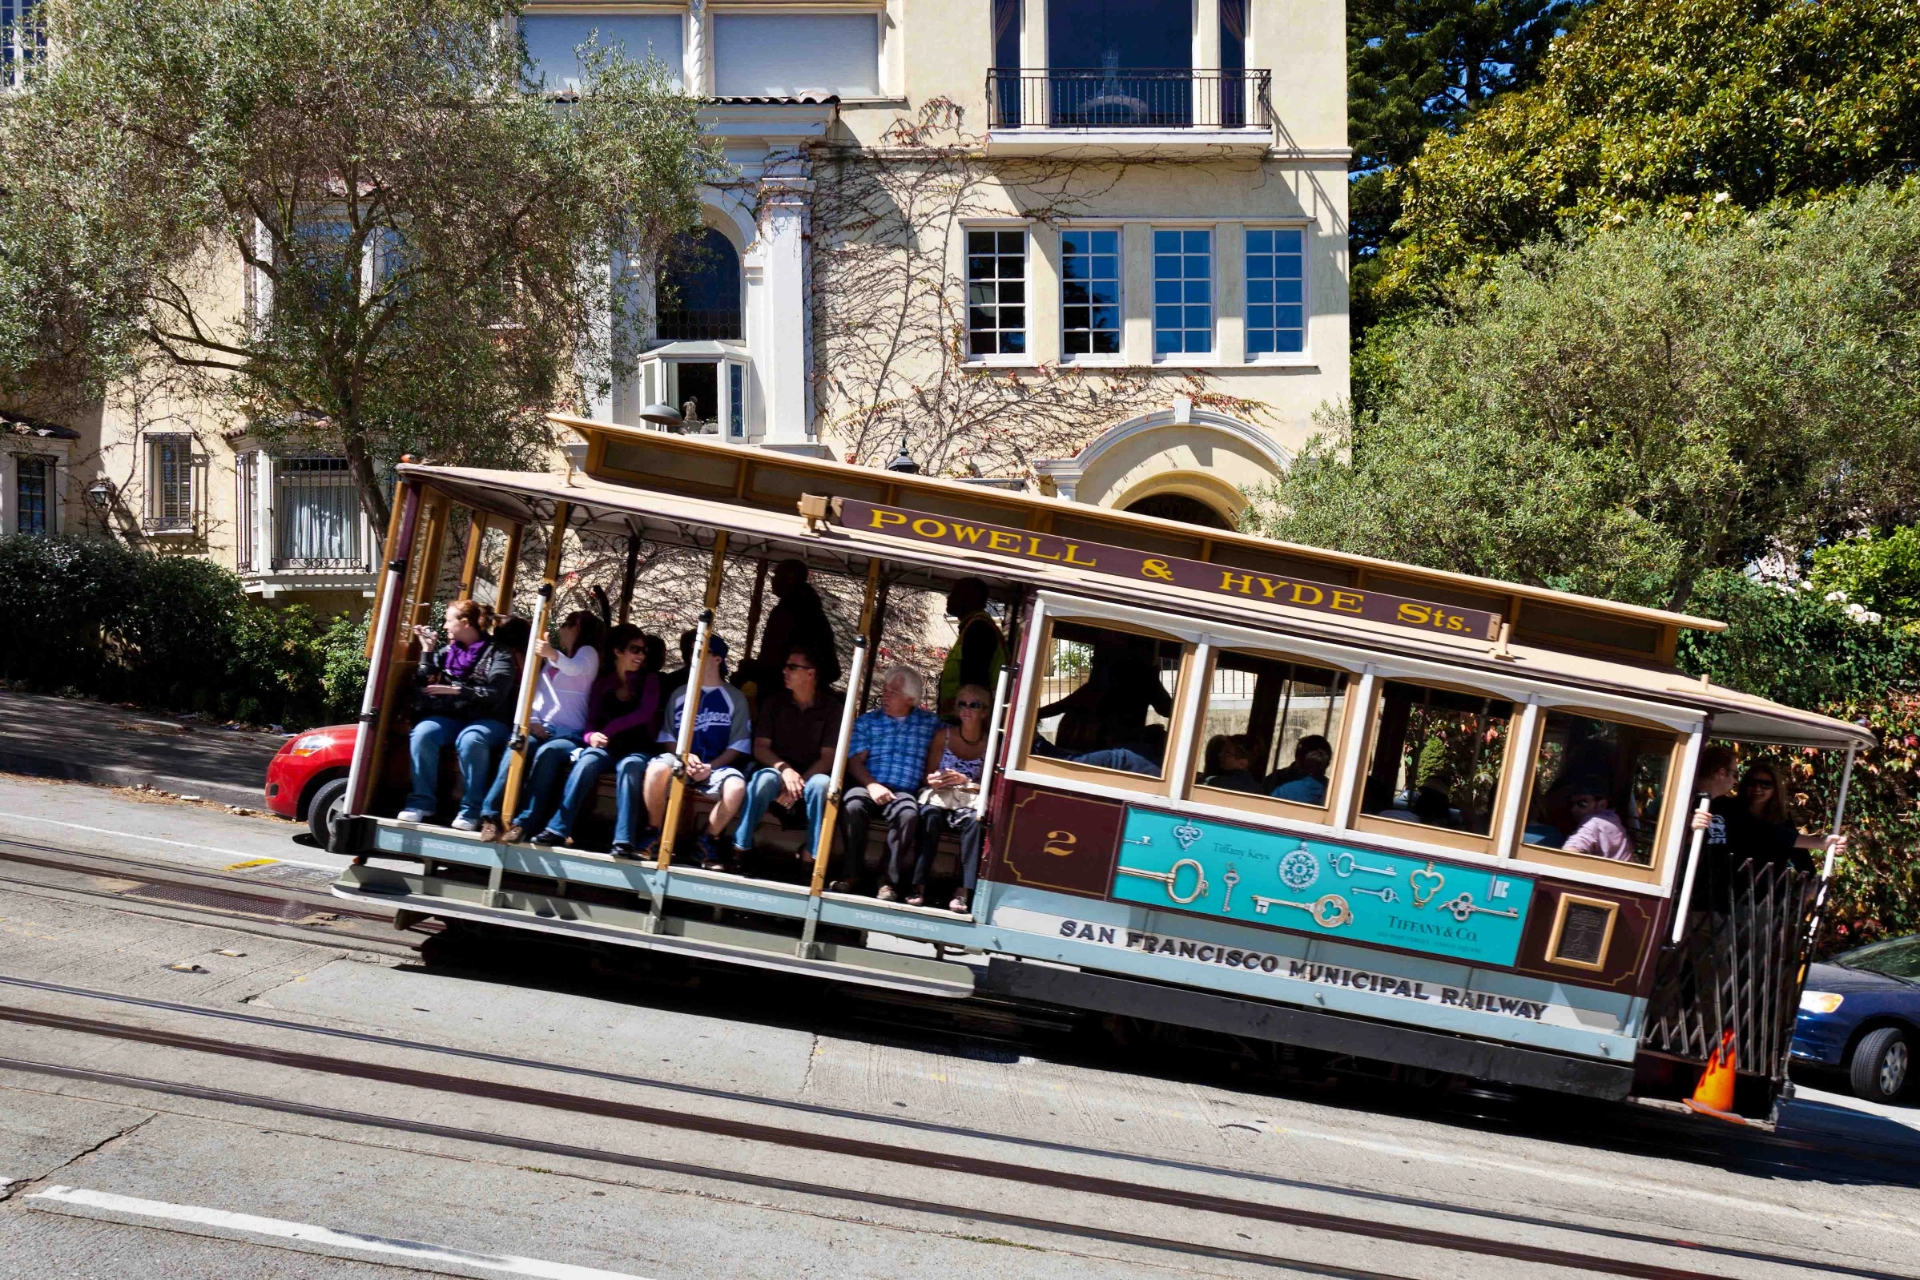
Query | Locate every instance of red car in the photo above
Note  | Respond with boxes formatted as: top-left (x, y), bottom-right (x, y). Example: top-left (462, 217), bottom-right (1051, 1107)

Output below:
top-left (265, 725), bottom-right (358, 846)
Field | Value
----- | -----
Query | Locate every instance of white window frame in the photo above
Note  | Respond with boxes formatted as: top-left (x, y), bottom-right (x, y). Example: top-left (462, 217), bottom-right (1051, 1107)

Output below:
top-left (1244, 221), bottom-right (1312, 365)
top-left (1059, 225), bottom-right (1125, 365)
top-left (963, 223), bottom-right (1033, 366)
top-left (1151, 225), bottom-right (1215, 363)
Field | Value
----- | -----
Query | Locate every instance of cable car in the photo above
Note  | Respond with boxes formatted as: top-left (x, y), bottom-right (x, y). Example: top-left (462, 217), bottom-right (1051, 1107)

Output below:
top-left (330, 414), bottom-right (1868, 1119)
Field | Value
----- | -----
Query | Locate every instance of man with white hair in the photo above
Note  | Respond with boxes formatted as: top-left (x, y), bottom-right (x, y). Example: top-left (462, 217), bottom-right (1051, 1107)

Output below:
top-left (833, 665), bottom-right (939, 898)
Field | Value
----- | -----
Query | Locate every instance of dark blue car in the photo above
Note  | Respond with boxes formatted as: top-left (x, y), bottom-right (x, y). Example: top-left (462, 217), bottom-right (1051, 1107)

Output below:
top-left (1792, 933), bottom-right (1920, 1103)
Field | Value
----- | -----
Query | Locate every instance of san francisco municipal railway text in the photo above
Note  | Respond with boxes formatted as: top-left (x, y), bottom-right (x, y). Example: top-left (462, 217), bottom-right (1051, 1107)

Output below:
top-left (1054, 917), bottom-right (1549, 1022)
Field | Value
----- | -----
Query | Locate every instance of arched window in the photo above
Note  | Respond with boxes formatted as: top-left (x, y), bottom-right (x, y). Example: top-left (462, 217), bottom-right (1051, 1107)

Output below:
top-left (657, 228), bottom-right (742, 341)
top-left (1124, 492), bottom-right (1233, 530)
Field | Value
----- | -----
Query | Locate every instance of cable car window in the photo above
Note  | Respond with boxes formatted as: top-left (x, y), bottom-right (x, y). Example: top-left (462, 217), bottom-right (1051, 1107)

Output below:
top-left (1030, 621), bottom-right (1182, 780)
top-left (1360, 680), bottom-right (1514, 837)
top-left (1195, 649), bottom-right (1349, 809)
top-left (1520, 710), bottom-right (1678, 865)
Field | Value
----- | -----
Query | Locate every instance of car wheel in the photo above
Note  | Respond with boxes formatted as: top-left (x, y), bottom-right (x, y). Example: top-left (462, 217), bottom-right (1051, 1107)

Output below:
top-left (1850, 1027), bottom-right (1911, 1103)
top-left (307, 776), bottom-right (350, 849)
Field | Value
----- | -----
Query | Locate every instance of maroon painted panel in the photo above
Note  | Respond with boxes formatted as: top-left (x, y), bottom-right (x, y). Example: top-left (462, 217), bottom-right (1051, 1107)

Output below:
top-left (987, 784), bottom-right (1124, 900)
top-left (1509, 882), bottom-right (1664, 995)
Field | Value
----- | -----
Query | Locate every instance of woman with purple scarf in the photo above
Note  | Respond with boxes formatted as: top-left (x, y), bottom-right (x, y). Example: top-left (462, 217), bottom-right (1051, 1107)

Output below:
top-left (399, 599), bottom-right (517, 828)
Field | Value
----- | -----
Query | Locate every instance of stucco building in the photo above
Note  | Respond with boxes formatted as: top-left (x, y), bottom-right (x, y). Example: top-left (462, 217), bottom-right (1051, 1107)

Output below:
top-left (12, 0), bottom-right (1348, 608)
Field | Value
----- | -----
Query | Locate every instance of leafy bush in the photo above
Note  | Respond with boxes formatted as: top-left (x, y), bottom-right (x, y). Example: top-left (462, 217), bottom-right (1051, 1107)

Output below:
top-left (318, 611), bottom-right (369, 723)
top-left (1810, 526), bottom-right (1920, 629)
top-left (0, 533), bottom-right (364, 729)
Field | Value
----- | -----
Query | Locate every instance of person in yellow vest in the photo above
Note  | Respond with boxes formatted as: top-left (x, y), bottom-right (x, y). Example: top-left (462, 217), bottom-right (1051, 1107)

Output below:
top-left (938, 577), bottom-right (1006, 720)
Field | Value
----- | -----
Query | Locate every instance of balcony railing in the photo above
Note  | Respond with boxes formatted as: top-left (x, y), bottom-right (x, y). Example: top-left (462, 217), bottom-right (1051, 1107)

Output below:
top-left (987, 68), bottom-right (1271, 131)
top-left (656, 307), bottom-right (743, 342)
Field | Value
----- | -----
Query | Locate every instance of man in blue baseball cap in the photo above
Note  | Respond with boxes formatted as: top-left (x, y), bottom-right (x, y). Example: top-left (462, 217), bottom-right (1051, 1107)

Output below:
top-left (610, 632), bottom-right (753, 870)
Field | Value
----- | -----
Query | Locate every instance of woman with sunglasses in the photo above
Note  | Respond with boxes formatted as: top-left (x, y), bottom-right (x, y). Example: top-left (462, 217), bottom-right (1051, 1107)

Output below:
top-left (515, 623), bottom-right (661, 847)
top-left (479, 610), bottom-right (604, 842)
top-left (906, 682), bottom-right (992, 914)
top-left (1688, 756), bottom-right (1847, 882)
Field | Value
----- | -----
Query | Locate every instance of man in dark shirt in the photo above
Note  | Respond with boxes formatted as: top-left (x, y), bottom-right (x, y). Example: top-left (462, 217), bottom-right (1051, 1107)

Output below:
top-left (938, 577), bottom-right (1005, 719)
top-left (750, 560), bottom-right (841, 689)
top-left (732, 646), bottom-right (845, 868)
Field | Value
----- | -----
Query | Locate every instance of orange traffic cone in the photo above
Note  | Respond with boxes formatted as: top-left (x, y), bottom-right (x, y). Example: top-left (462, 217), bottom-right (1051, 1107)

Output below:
top-left (1685, 1029), bottom-right (1745, 1123)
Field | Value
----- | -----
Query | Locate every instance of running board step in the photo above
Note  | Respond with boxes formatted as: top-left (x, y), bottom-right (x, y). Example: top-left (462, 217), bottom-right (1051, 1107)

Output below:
top-left (333, 864), bottom-right (974, 999)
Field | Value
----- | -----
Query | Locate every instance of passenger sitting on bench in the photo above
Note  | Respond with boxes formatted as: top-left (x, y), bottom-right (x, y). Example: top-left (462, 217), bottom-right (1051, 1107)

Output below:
top-left (610, 634), bottom-right (752, 869)
top-left (1269, 735), bottom-right (1333, 805)
top-left (732, 645), bottom-right (843, 870)
top-left (479, 610), bottom-right (603, 843)
top-left (400, 600), bottom-right (517, 828)
top-left (523, 623), bottom-right (661, 848)
top-left (832, 665), bottom-right (939, 898)
top-left (910, 682), bottom-right (991, 914)
top-left (1203, 735), bottom-right (1262, 793)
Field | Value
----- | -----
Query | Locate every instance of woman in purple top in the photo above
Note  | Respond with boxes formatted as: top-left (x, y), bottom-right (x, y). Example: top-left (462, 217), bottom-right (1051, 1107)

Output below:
top-left (532, 624), bottom-right (662, 846)
top-left (401, 599), bottom-right (516, 828)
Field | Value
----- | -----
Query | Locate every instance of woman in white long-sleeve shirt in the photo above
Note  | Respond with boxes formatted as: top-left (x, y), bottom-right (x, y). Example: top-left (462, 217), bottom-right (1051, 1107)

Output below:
top-left (479, 611), bottom-right (603, 843)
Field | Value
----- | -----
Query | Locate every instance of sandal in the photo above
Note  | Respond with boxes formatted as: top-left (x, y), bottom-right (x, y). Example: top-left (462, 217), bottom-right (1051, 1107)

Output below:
top-left (876, 883), bottom-right (899, 902)
top-left (905, 886), bottom-right (927, 907)
top-left (949, 890), bottom-right (972, 915)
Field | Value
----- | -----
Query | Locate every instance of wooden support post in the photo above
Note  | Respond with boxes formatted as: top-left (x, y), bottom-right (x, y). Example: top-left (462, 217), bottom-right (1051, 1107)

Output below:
top-left (498, 502), bottom-right (571, 838)
top-left (656, 532), bottom-right (729, 880)
top-left (345, 482), bottom-right (424, 826)
top-left (496, 522), bottom-right (525, 616)
top-left (457, 511), bottom-right (489, 600)
top-left (406, 494), bottom-right (451, 635)
top-left (853, 559), bottom-right (883, 711)
top-left (618, 526), bottom-right (641, 624)
top-left (743, 557), bottom-right (771, 657)
top-left (656, 609), bottom-right (714, 878)
top-left (365, 478), bottom-right (408, 659)
top-left (801, 635), bottom-right (870, 955)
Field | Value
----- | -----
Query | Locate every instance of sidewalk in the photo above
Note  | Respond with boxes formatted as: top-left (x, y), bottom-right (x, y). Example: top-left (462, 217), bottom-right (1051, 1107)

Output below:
top-left (0, 688), bottom-right (286, 811)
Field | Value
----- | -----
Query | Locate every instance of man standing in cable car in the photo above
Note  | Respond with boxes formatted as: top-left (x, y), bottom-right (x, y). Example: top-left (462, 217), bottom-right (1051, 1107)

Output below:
top-left (938, 577), bottom-right (1005, 720)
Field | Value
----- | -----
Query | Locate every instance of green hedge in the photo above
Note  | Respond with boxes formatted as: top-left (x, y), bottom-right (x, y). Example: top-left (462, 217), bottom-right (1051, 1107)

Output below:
top-left (0, 534), bottom-right (366, 728)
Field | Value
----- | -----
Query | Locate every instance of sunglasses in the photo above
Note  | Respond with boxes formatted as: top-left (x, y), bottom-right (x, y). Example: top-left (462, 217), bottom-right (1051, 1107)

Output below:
top-left (622, 643), bottom-right (648, 655)
top-left (783, 662), bottom-right (814, 672)
top-left (1747, 778), bottom-right (1777, 790)
top-left (955, 700), bottom-right (985, 709)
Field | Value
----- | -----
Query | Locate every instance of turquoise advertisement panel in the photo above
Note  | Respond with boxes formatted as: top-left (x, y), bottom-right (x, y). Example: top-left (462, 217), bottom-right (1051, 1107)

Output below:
top-left (1111, 807), bottom-right (1535, 967)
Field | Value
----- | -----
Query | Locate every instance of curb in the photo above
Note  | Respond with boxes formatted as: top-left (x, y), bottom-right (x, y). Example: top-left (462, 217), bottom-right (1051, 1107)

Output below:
top-left (0, 749), bottom-right (264, 812)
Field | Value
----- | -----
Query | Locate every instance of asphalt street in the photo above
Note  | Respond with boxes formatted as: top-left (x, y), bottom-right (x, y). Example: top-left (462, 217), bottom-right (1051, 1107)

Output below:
top-left (2, 774), bottom-right (1918, 1280)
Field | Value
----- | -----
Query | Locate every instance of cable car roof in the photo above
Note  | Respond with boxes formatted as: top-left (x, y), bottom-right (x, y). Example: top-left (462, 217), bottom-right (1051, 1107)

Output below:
top-left (397, 456), bottom-right (1874, 751)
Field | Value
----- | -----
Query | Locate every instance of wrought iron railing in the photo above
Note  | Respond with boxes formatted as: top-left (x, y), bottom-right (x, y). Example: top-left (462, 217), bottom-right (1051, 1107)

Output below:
top-left (987, 68), bottom-right (1271, 130)
top-left (656, 308), bottom-right (743, 342)
top-left (273, 456), bottom-right (368, 571)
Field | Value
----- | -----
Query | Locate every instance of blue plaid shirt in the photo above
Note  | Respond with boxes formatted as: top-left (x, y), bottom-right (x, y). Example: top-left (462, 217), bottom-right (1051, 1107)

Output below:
top-left (848, 706), bottom-right (940, 793)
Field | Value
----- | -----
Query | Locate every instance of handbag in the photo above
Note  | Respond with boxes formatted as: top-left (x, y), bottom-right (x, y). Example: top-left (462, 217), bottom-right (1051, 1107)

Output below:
top-left (917, 783), bottom-right (978, 810)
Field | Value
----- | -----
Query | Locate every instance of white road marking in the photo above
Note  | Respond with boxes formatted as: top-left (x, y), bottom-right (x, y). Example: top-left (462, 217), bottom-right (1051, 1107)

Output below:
top-left (0, 811), bottom-right (336, 870)
top-left (30, 1185), bottom-right (653, 1279)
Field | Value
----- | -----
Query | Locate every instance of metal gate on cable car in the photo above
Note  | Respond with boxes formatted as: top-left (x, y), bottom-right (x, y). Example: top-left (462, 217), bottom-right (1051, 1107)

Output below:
top-left (328, 413), bottom-right (1871, 1119)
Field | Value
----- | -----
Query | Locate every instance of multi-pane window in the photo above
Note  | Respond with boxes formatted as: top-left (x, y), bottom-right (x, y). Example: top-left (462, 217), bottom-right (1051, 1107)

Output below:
top-left (14, 456), bottom-right (46, 535)
top-left (275, 457), bottom-right (363, 569)
top-left (1152, 229), bottom-right (1212, 356)
top-left (235, 451), bottom-right (260, 572)
top-left (145, 435), bottom-right (195, 532)
top-left (966, 229), bottom-right (1027, 358)
top-left (2, 0), bottom-right (42, 90)
top-left (1246, 228), bottom-right (1306, 356)
top-left (1061, 228), bottom-right (1121, 358)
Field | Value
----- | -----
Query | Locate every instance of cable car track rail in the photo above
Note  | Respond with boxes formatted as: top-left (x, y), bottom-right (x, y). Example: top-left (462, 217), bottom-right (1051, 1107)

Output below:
top-left (0, 1000), bottom-right (1906, 1280)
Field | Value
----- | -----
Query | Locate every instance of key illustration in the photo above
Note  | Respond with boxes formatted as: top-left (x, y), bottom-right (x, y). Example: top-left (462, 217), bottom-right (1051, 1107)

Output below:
top-left (1351, 884), bottom-right (1398, 904)
top-left (1221, 865), bottom-right (1241, 911)
top-left (1435, 891), bottom-right (1519, 922)
top-left (1251, 892), bottom-right (1353, 929)
top-left (1330, 851), bottom-right (1396, 879)
top-left (1116, 858), bottom-right (1209, 904)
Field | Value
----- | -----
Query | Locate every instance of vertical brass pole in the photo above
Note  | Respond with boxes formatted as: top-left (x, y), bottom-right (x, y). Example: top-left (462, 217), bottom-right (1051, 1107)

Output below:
top-left (456, 511), bottom-right (489, 601)
top-left (406, 494), bottom-right (451, 635)
top-left (857, 578), bottom-right (891, 712)
top-left (656, 532), bottom-right (730, 873)
top-left (498, 503), bottom-right (571, 833)
top-left (496, 522), bottom-right (525, 616)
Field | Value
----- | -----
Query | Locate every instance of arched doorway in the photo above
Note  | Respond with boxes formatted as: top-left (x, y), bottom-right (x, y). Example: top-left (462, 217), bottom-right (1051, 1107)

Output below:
top-left (1124, 491), bottom-right (1233, 529)
top-left (657, 227), bottom-right (742, 340)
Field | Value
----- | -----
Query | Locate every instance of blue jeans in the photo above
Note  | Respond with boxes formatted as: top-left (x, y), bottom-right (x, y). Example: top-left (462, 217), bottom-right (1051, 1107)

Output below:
top-left (407, 716), bottom-right (510, 821)
top-left (734, 768), bottom-right (830, 855)
top-left (481, 732), bottom-right (585, 829)
top-left (611, 753), bottom-right (656, 847)
top-left (1074, 747), bottom-right (1159, 776)
top-left (547, 745), bottom-right (618, 839)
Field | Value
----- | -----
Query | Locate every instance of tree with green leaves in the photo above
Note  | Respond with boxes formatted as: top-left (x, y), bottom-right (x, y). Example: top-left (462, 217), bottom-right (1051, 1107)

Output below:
top-left (0, 0), bottom-right (724, 528)
top-left (1372, 0), bottom-right (1920, 312)
top-left (1347, 0), bottom-right (1576, 332)
top-left (1245, 184), bottom-right (1920, 613)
